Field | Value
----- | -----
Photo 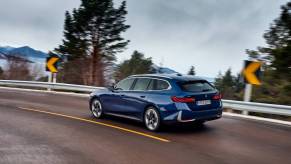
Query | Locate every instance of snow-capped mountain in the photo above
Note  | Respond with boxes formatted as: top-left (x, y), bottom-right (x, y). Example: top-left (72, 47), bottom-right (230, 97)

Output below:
top-left (0, 46), bottom-right (48, 67)
top-left (0, 46), bottom-right (47, 59)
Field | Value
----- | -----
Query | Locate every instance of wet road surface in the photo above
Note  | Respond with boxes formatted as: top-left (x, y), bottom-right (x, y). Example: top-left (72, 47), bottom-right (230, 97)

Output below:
top-left (0, 87), bottom-right (290, 164)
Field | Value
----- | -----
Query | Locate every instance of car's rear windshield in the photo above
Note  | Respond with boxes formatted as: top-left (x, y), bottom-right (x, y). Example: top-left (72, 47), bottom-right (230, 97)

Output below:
top-left (178, 80), bottom-right (215, 93)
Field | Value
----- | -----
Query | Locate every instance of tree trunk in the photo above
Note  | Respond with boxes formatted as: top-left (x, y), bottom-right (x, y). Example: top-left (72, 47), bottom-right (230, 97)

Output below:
top-left (91, 46), bottom-right (105, 86)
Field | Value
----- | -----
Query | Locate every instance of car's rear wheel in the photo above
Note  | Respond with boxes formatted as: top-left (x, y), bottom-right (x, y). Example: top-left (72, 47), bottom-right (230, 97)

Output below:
top-left (90, 98), bottom-right (103, 119)
top-left (144, 107), bottom-right (161, 131)
top-left (193, 120), bottom-right (205, 127)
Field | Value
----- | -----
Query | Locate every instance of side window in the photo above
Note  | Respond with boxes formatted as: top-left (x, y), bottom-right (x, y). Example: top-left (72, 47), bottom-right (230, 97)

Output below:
top-left (147, 79), bottom-right (154, 90)
top-left (132, 78), bottom-right (151, 91)
top-left (115, 78), bottom-right (135, 90)
top-left (148, 79), bottom-right (170, 90)
top-left (156, 79), bottom-right (170, 90)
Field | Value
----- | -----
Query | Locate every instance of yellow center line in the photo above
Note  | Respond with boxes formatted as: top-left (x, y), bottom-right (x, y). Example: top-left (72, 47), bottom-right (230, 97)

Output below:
top-left (18, 107), bottom-right (170, 143)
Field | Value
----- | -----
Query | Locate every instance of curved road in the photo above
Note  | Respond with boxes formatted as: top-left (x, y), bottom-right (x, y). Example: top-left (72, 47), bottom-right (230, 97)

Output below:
top-left (0, 87), bottom-right (290, 164)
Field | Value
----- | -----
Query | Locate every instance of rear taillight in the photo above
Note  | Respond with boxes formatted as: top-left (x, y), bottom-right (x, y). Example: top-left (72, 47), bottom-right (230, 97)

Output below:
top-left (212, 93), bottom-right (222, 100)
top-left (171, 96), bottom-right (195, 103)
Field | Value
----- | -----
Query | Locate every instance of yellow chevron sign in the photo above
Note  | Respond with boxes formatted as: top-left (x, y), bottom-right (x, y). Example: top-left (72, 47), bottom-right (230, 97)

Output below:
top-left (46, 56), bottom-right (59, 73)
top-left (243, 61), bottom-right (262, 85)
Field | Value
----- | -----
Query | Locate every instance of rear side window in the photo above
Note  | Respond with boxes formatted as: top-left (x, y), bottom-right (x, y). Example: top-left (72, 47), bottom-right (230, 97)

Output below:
top-left (179, 81), bottom-right (215, 93)
top-left (148, 79), bottom-right (170, 90)
top-left (132, 78), bottom-right (151, 91)
top-left (156, 79), bottom-right (169, 90)
top-left (115, 78), bottom-right (135, 90)
top-left (147, 79), bottom-right (154, 90)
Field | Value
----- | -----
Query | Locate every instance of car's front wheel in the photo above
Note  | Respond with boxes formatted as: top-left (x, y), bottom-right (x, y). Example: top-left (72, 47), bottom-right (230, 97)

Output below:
top-left (144, 107), bottom-right (161, 131)
top-left (90, 98), bottom-right (103, 119)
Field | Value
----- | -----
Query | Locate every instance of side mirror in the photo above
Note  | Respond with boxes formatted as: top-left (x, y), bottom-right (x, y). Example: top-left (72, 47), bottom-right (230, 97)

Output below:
top-left (106, 85), bottom-right (115, 92)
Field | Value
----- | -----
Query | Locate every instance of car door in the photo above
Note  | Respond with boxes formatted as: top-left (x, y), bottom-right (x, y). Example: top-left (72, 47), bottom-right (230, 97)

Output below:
top-left (118, 78), bottom-right (152, 119)
top-left (101, 78), bottom-right (135, 114)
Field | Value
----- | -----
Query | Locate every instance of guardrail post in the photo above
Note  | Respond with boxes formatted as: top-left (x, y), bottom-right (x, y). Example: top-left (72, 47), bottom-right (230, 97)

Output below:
top-left (243, 84), bottom-right (252, 115)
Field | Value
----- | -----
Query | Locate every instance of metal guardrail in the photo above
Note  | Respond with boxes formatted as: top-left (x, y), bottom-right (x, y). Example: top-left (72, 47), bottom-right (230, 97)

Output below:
top-left (222, 100), bottom-right (291, 116)
top-left (0, 80), bottom-right (105, 92)
top-left (0, 80), bottom-right (291, 117)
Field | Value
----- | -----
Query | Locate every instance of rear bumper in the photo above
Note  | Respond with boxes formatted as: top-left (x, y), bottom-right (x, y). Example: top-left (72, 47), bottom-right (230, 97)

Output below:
top-left (162, 108), bottom-right (222, 123)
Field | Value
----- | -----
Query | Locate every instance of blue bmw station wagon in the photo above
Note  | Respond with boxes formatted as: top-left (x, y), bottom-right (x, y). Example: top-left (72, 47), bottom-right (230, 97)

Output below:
top-left (89, 74), bottom-right (222, 131)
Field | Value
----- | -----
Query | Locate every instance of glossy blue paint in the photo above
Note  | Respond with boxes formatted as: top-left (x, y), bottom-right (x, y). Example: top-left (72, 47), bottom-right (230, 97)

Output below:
top-left (90, 74), bottom-right (223, 123)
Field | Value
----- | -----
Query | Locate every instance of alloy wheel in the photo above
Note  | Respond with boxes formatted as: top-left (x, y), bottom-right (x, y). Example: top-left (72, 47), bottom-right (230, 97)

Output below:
top-left (145, 108), bottom-right (160, 131)
top-left (91, 99), bottom-right (103, 118)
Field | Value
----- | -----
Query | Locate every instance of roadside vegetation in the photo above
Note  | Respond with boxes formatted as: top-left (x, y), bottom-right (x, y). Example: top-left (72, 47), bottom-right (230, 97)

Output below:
top-left (215, 1), bottom-right (291, 106)
top-left (0, 54), bottom-right (45, 81)
top-left (114, 51), bottom-right (154, 81)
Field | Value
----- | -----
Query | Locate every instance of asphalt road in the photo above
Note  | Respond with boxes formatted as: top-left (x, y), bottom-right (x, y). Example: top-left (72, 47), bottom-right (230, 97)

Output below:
top-left (0, 87), bottom-right (290, 164)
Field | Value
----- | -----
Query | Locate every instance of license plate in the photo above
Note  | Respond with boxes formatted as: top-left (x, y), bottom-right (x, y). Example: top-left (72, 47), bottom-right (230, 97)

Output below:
top-left (197, 100), bottom-right (211, 106)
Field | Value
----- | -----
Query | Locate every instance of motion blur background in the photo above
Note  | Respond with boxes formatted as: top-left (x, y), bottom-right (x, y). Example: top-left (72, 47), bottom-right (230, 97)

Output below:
top-left (0, 0), bottom-right (290, 105)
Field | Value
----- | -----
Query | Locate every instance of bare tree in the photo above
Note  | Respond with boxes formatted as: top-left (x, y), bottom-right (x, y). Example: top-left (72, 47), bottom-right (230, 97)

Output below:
top-left (0, 66), bottom-right (4, 79)
top-left (4, 55), bottom-right (32, 80)
top-left (30, 63), bottom-right (45, 81)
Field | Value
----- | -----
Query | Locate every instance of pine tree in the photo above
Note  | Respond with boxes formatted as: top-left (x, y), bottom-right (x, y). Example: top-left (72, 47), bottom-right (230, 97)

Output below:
top-left (187, 66), bottom-right (196, 75)
top-left (115, 51), bottom-right (153, 81)
top-left (264, 2), bottom-right (291, 49)
top-left (62, 10), bottom-right (88, 59)
top-left (214, 71), bottom-right (223, 90)
top-left (242, 2), bottom-right (291, 105)
top-left (222, 69), bottom-right (235, 87)
top-left (55, 11), bottom-right (88, 84)
top-left (56, 0), bottom-right (130, 86)
top-left (214, 68), bottom-right (243, 99)
top-left (247, 2), bottom-right (291, 78)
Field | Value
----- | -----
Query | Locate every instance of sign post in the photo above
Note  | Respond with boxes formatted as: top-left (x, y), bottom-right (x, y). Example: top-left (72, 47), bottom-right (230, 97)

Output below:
top-left (48, 72), bottom-right (53, 91)
top-left (243, 84), bottom-right (252, 115)
top-left (242, 60), bottom-right (262, 115)
top-left (53, 73), bottom-right (57, 83)
top-left (46, 52), bottom-right (60, 91)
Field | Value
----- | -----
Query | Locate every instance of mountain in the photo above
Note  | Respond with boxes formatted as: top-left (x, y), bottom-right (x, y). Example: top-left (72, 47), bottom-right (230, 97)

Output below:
top-left (0, 46), bottom-right (47, 59)
top-left (0, 46), bottom-right (14, 54)
top-left (0, 52), bottom-right (6, 59)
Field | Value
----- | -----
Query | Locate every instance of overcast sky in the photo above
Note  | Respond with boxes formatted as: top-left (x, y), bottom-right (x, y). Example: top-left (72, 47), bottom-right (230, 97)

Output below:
top-left (0, 0), bottom-right (288, 77)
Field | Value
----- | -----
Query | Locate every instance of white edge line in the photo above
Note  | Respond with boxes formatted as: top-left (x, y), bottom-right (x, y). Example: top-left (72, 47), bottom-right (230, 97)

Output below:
top-left (223, 112), bottom-right (291, 126)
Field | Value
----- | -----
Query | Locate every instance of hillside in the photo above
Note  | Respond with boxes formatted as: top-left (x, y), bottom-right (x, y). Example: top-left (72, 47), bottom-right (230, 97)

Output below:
top-left (0, 46), bottom-right (47, 59)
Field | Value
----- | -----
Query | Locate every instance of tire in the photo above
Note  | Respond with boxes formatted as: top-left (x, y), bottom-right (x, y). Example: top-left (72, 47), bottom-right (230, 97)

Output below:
top-left (144, 107), bottom-right (161, 131)
top-left (193, 120), bottom-right (205, 127)
top-left (90, 98), bottom-right (104, 119)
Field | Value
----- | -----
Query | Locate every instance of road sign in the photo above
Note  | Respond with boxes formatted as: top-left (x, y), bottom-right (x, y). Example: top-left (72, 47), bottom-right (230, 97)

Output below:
top-left (46, 56), bottom-right (60, 73)
top-left (243, 60), bottom-right (262, 85)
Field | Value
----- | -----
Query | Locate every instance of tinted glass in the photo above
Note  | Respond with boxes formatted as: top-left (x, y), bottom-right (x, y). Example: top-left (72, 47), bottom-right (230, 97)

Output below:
top-left (179, 81), bottom-right (215, 93)
top-left (115, 78), bottom-right (135, 90)
top-left (133, 78), bottom-right (151, 91)
top-left (147, 79), bottom-right (154, 90)
top-left (156, 80), bottom-right (169, 90)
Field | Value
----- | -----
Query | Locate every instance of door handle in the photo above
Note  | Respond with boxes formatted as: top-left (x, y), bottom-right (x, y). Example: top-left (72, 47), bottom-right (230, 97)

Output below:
top-left (140, 95), bottom-right (146, 98)
top-left (120, 94), bottom-right (125, 97)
